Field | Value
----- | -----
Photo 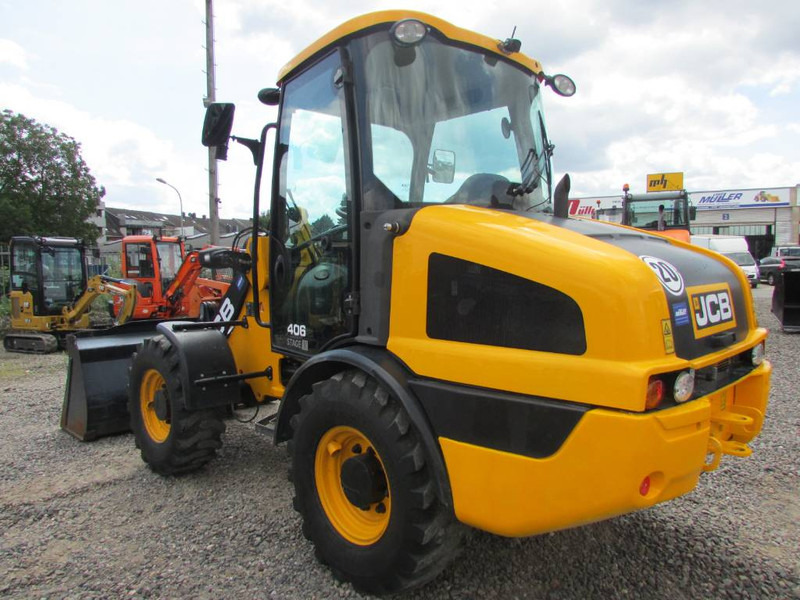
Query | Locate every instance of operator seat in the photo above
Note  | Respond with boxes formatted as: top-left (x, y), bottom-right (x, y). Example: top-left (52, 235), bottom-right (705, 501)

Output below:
top-left (445, 173), bottom-right (512, 209)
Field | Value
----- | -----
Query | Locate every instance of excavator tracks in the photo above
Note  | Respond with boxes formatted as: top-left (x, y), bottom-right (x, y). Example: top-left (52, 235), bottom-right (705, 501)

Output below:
top-left (3, 332), bottom-right (59, 354)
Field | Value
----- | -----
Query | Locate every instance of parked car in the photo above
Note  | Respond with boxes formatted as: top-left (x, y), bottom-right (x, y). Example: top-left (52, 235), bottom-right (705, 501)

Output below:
top-left (758, 256), bottom-right (800, 285)
top-left (722, 251), bottom-right (759, 288)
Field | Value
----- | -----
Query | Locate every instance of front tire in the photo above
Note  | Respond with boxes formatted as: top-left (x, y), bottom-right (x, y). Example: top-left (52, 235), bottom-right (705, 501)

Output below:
top-left (289, 370), bottom-right (461, 595)
top-left (768, 272), bottom-right (776, 286)
top-left (128, 335), bottom-right (225, 475)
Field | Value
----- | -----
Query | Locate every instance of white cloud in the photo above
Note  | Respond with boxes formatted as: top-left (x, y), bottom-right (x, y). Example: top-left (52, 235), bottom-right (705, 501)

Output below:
top-left (2, 0), bottom-right (799, 219)
top-left (0, 38), bottom-right (27, 69)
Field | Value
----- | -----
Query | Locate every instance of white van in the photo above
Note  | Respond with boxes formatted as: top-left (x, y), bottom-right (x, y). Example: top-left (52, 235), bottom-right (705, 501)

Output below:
top-left (691, 235), bottom-right (759, 288)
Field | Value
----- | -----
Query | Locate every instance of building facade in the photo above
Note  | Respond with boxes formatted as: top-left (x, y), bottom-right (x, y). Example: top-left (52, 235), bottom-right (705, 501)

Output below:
top-left (575, 185), bottom-right (800, 259)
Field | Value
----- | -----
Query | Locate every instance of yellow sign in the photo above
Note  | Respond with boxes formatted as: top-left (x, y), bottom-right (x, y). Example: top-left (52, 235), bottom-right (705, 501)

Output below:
top-left (661, 319), bottom-right (675, 354)
top-left (647, 172), bottom-right (684, 192)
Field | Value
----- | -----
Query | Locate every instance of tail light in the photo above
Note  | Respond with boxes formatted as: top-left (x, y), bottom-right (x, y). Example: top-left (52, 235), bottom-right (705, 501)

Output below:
top-left (646, 378), bottom-right (665, 410)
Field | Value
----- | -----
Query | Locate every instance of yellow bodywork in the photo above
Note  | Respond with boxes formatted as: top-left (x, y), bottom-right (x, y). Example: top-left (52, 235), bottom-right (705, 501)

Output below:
top-left (385, 204), bottom-right (770, 536)
top-left (440, 364), bottom-right (770, 536)
top-left (9, 290), bottom-right (91, 332)
top-left (226, 237), bottom-right (285, 402)
top-left (388, 205), bottom-right (765, 410)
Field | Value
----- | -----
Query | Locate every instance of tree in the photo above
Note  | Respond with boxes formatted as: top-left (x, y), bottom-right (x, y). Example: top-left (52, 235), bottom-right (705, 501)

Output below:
top-left (0, 110), bottom-right (104, 244)
top-left (311, 213), bottom-right (334, 236)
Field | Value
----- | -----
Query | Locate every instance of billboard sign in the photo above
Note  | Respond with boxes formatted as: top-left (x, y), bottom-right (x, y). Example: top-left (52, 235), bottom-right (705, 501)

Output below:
top-left (692, 188), bottom-right (790, 211)
top-left (647, 172), bottom-right (684, 192)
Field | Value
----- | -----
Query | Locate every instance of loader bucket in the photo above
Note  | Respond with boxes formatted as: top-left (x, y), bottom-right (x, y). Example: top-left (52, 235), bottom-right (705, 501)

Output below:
top-left (771, 271), bottom-right (800, 333)
top-left (61, 320), bottom-right (161, 441)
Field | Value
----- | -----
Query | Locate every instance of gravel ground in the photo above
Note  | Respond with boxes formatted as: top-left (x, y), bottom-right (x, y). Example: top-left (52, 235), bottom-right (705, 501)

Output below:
top-left (0, 286), bottom-right (797, 599)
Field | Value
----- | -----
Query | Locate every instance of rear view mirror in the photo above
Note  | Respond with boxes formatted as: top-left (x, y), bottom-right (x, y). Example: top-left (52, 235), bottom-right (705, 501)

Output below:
top-left (430, 149), bottom-right (456, 184)
top-left (202, 103), bottom-right (235, 147)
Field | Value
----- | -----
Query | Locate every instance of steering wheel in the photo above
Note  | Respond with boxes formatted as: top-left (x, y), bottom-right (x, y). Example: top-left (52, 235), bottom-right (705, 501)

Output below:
top-left (445, 173), bottom-right (512, 208)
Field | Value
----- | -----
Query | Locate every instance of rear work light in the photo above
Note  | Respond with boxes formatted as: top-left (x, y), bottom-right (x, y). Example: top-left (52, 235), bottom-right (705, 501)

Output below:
top-left (673, 370), bottom-right (695, 403)
top-left (751, 343), bottom-right (765, 366)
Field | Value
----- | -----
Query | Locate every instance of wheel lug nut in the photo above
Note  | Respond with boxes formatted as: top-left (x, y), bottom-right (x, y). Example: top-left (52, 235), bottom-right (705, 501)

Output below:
top-left (375, 502), bottom-right (386, 514)
top-left (352, 444), bottom-right (362, 454)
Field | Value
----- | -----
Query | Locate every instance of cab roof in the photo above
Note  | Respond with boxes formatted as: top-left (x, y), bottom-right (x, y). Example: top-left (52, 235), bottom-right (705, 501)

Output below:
top-left (277, 10), bottom-right (543, 83)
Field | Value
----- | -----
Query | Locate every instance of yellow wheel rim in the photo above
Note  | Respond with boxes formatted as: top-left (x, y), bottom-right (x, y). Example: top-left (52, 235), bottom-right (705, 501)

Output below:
top-left (140, 369), bottom-right (170, 443)
top-left (314, 426), bottom-right (391, 546)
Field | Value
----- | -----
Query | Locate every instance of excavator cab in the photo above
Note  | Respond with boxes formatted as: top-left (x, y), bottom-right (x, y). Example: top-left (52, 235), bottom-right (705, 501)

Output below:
top-left (121, 236), bottom-right (184, 301)
top-left (9, 236), bottom-right (87, 317)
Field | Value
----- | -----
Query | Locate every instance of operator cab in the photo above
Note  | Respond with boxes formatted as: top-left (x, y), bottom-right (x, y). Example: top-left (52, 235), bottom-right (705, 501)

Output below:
top-left (203, 12), bottom-right (575, 359)
top-left (9, 236), bottom-right (86, 315)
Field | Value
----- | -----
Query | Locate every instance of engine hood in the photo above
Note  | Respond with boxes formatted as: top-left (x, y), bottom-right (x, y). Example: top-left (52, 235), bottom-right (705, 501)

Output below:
top-left (527, 214), bottom-right (752, 360)
top-left (396, 205), bottom-right (753, 363)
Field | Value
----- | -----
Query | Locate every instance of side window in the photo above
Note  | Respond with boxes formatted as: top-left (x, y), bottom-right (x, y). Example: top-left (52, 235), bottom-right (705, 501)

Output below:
top-left (11, 243), bottom-right (38, 290)
top-left (272, 52), bottom-right (352, 355)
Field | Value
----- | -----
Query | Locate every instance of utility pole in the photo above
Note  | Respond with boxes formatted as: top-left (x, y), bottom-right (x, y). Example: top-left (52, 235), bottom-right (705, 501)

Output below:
top-left (204, 0), bottom-right (220, 245)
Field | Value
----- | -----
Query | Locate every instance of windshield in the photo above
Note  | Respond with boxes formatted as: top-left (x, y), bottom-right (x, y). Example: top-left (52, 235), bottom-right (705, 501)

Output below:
top-left (354, 32), bottom-right (551, 212)
top-left (724, 252), bottom-right (755, 266)
top-left (626, 198), bottom-right (688, 229)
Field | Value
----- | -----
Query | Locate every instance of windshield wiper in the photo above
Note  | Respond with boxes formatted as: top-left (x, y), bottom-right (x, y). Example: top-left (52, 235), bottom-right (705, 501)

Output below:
top-left (507, 148), bottom-right (544, 197)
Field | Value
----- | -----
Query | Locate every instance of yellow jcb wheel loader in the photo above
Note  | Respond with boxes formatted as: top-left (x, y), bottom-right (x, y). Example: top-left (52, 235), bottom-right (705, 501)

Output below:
top-left (63, 11), bottom-right (771, 594)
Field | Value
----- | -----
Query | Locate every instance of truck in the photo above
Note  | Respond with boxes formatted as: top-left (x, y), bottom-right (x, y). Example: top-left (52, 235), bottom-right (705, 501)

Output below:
top-left (691, 235), bottom-right (759, 288)
top-left (63, 11), bottom-right (771, 594)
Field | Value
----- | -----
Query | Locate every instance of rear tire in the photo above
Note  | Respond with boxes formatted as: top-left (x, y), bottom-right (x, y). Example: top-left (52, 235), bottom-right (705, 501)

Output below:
top-left (767, 272), bottom-right (775, 286)
top-left (128, 335), bottom-right (225, 475)
top-left (289, 370), bottom-right (461, 595)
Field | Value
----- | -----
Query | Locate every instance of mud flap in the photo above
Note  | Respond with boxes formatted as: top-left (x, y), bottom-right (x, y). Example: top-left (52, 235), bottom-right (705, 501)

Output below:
top-left (61, 320), bottom-right (162, 441)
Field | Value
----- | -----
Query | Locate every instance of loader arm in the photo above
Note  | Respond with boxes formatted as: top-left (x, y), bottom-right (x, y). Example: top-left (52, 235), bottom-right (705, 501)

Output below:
top-left (62, 275), bottom-right (137, 325)
top-left (163, 251), bottom-right (208, 308)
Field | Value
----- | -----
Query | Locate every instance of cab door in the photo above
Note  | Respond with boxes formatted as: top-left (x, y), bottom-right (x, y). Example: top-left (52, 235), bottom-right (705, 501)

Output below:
top-left (270, 51), bottom-right (356, 356)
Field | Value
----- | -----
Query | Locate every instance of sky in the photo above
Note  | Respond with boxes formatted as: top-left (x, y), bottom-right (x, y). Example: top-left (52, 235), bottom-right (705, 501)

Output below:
top-left (1, 0), bottom-right (799, 220)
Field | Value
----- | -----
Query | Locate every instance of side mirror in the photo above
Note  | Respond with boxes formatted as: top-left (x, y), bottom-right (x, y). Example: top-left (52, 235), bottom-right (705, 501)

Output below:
top-left (202, 103), bottom-right (236, 147)
top-left (430, 149), bottom-right (456, 184)
top-left (258, 88), bottom-right (280, 106)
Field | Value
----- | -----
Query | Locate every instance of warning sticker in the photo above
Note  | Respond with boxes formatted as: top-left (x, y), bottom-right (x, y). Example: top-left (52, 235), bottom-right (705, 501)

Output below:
top-left (661, 319), bottom-right (675, 354)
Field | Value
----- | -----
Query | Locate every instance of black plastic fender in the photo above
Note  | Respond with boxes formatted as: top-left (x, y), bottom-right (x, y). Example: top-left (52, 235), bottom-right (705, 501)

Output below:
top-left (155, 322), bottom-right (239, 410)
top-left (274, 345), bottom-right (453, 508)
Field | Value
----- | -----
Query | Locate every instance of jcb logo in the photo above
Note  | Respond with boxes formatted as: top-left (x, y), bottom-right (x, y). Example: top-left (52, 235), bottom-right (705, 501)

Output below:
top-left (687, 284), bottom-right (736, 338)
